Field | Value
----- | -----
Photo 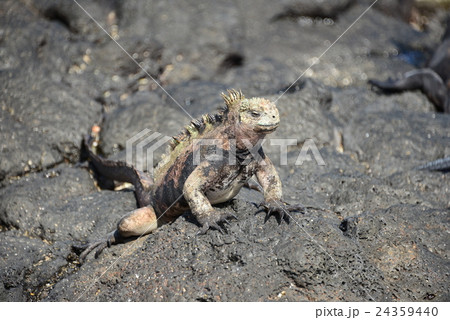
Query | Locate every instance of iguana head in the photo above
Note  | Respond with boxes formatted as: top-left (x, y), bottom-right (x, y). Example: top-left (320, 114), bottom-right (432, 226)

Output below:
top-left (238, 97), bottom-right (280, 133)
top-left (221, 89), bottom-right (280, 134)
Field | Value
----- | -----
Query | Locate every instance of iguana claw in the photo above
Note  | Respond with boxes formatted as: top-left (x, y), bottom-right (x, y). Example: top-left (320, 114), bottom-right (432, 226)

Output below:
top-left (73, 241), bottom-right (103, 263)
top-left (196, 222), bottom-right (225, 235)
top-left (256, 200), bottom-right (306, 223)
top-left (195, 211), bottom-right (237, 235)
top-left (72, 231), bottom-right (119, 263)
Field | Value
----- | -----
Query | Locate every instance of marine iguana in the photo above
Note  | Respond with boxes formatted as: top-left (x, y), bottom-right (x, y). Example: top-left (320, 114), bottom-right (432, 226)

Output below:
top-left (369, 17), bottom-right (450, 113)
top-left (76, 89), bottom-right (305, 262)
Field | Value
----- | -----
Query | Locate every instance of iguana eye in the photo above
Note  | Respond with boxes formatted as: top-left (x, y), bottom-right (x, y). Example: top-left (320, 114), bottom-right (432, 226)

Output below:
top-left (249, 111), bottom-right (260, 118)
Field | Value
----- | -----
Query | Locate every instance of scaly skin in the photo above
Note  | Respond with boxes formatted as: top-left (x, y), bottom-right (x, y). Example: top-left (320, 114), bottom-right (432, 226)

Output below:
top-left (75, 89), bottom-right (305, 262)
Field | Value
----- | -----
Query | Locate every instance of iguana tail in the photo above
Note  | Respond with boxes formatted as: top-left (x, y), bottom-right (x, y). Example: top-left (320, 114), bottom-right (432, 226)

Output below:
top-left (416, 156), bottom-right (450, 172)
top-left (82, 134), bottom-right (154, 207)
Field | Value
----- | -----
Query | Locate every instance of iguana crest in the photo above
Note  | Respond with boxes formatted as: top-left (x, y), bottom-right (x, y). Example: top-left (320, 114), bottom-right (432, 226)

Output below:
top-left (171, 89), bottom-right (244, 150)
top-left (220, 89), bottom-right (245, 111)
top-left (154, 89), bottom-right (245, 179)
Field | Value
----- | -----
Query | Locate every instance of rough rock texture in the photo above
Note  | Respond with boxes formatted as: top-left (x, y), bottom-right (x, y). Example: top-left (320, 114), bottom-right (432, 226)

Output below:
top-left (0, 0), bottom-right (449, 301)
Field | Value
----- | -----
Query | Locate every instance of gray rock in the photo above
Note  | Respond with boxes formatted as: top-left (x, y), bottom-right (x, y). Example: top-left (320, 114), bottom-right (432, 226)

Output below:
top-left (0, 1), bottom-right (103, 180)
top-left (341, 205), bottom-right (450, 301)
top-left (0, 0), bottom-right (448, 302)
top-left (344, 106), bottom-right (449, 176)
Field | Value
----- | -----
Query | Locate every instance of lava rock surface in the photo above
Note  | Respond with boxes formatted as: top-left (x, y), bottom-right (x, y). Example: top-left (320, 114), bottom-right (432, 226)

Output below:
top-left (0, 0), bottom-right (448, 302)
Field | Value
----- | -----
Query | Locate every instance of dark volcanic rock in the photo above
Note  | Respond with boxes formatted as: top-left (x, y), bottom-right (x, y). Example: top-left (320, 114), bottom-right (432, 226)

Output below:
top-left (341, 205), bottom-right (449, 301)
top-left (0, 0), bottom-right (449, 302)
top-left (0, 1), bottom-right (103, 180)
top-left (272, 0), bottom-right (355, 20)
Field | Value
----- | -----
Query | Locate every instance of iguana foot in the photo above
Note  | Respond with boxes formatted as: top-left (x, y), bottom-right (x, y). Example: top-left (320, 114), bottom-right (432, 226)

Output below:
top-left (196, 211), bottom-right (238, 235)
top-left (257, 200), bottom-right (306, 223)
top-left (73, 230), bottom-right (121, 263)
top-left (74, 206), bottom-right (159, 263)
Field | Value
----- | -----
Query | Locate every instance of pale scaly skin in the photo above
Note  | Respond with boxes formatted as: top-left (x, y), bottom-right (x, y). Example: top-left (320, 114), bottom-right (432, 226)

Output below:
top-left (75, 90), bottom-right (305, 262)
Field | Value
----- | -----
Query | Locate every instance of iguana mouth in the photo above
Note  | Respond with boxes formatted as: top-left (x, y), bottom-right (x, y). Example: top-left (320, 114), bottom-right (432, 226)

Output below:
top-left (256, 122), bottom-right (279, 132)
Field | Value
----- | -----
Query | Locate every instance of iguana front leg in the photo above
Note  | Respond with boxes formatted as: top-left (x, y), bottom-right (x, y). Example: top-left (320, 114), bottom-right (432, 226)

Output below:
top-left (183, 162), bottom-right (236, 234)
top-left (255, 157), bottom-right (305, 222)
